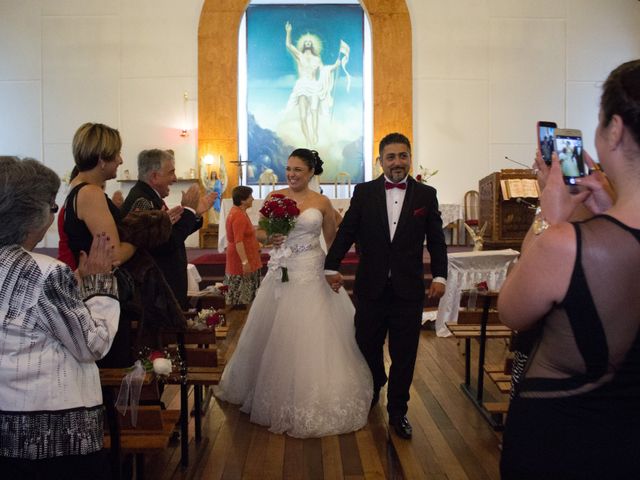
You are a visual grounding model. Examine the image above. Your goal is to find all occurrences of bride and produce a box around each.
[215,148,372,438]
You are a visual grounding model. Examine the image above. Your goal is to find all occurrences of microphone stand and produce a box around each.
[504,156,535,173]
[515,197,538,210]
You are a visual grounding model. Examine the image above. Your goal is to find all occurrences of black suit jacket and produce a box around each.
[325,176,447,301]
[122,181,203,308]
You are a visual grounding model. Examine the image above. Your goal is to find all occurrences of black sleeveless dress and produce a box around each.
[501,215,640,479]
[63,182,131,368]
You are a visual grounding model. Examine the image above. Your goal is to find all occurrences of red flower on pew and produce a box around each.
[205,312,222,327]
[190,308,225,330]
[149,350,165,361]
[476,281,488,292]
[133,347,183,378]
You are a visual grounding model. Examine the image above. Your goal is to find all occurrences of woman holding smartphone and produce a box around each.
[499,59,640,479]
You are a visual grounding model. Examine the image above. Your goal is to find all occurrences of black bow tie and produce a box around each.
[385,181,407,190]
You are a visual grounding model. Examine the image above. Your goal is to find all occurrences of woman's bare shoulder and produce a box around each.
[74,183,106,202]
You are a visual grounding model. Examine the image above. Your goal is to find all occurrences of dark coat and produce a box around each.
[325,175,447,301]
[119,210,187,350]
[122,181,202,309]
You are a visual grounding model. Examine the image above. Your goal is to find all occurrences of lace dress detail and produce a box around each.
[215,208,373,438]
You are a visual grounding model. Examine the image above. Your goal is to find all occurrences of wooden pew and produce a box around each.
[100,369,179,480]
[160,326,223,468]
[446,291,512,430]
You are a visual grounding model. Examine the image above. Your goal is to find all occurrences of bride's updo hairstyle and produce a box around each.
[290,148,324,176]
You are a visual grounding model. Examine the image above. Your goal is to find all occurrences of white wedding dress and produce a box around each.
[215,208,373,438]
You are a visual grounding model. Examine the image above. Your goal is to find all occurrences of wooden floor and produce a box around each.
[143,308,508,480]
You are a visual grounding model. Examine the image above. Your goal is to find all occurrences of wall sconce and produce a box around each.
[180,91,190,137]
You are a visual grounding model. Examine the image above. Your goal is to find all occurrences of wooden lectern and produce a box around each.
[479,169,538,250]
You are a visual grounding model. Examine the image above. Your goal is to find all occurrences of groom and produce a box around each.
[325,132,447,439]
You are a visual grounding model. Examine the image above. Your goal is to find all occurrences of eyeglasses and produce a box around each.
[50,203,59,214]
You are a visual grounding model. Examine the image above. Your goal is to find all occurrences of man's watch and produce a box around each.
[532,206,549,235]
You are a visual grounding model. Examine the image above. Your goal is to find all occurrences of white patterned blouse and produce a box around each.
[0,245,119,459]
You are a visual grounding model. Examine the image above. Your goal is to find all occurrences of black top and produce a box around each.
[501,215,640,479]
[63,182,122,262]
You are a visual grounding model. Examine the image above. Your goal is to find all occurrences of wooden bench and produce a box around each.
[483,400,510,425]
[100,369,178,480]
[456,308,500,324]
[447,291,512,430]
[160,327,223,467]
[103,406,179,452]
[447,324,512,338]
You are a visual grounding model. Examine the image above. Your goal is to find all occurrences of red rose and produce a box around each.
[273,206,286,217]
[149,350,165,361]
[218,285,229,293]
[287,205,299,216]
[416,174,422,182]
[206,313,220,327]
[476,281,488,291]
[271,193,285,199]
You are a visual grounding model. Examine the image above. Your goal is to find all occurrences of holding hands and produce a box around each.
[325,272,344,293]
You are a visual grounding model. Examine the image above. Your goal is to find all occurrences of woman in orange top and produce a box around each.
[224,186,262,307]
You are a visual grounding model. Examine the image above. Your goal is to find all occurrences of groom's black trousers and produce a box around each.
[353,281,423,418]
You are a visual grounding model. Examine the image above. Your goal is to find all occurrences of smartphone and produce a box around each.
[537,121,557,165]
[554,128,586,185]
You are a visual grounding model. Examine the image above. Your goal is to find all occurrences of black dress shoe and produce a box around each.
[389,415,412,439]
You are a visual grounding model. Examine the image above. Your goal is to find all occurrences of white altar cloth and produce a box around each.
[435,249,519,337]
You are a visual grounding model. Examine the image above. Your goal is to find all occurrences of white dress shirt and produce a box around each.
[385,176,445,285]
[384,176,406,241]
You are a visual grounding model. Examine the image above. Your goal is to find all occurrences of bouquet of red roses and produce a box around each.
[258,194,300,282]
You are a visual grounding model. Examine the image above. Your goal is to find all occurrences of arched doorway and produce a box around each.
[198,0,412,192]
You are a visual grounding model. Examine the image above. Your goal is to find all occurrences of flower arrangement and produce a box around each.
[186,308,226,330]
[259,194,300,282]
[258,194,300,236]
[135,347,184,378]
[415,165,439,184]
[213,283,229,295]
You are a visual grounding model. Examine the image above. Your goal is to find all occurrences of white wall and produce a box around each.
[0,0,204,246]
[1,0,639,246]
[407,0,640,203]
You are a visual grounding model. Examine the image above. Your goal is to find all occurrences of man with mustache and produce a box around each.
[325,132,448,439]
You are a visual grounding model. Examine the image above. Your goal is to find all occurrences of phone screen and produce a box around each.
[555,133,585,185]
[538,122,556,165]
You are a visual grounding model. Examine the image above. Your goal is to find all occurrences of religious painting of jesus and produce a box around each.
[245,4,365,185]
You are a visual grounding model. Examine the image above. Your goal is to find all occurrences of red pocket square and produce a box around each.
[413,207,427,217]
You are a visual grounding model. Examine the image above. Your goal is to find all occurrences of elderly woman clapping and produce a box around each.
[0,157,119,479]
